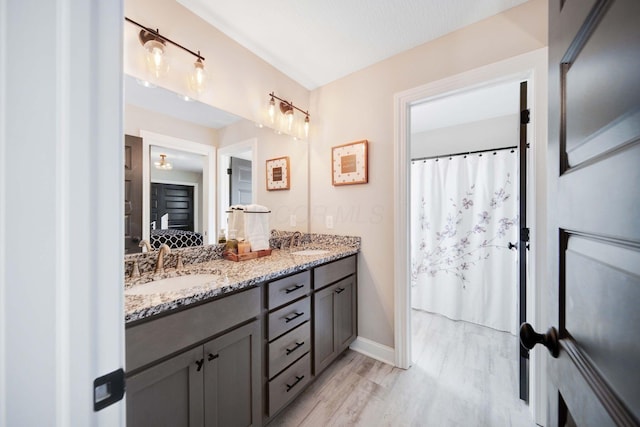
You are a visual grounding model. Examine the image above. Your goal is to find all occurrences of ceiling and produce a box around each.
[124,75,242,129]
[411,80,521,134]
[178,0,529,90]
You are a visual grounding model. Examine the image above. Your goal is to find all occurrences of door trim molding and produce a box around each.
[393,47,548,423]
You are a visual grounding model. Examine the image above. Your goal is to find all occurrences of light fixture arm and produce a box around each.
[268,92,310,119]
[125,17,205,61]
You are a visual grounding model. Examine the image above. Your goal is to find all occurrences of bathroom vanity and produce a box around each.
[124,235,359,426]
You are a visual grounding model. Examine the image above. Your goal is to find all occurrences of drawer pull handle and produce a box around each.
[208,353,219,361]
[195,359,204,372]
[335,287,345,294]
[286,375,305,392]
[285,284,305,294]
[284,312,304,323]
[285,341,305,355]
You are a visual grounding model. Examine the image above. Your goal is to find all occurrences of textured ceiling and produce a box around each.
[178,0,529,89]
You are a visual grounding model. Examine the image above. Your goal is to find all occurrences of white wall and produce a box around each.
[308,0,547,350]
[2,0,125,424]
[411,114,519,159]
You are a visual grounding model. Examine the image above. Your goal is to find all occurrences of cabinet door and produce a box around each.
[203,320,262,427]
[126,346,204,427]
[335,274,357,354]
[313,282,337,375]
[314,275,358,375]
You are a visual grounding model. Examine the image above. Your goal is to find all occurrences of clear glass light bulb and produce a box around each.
[188,58,207,94]
[144,39,168,78]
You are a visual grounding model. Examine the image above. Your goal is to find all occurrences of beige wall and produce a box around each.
[308,0,548,348]
[124,104,218,146]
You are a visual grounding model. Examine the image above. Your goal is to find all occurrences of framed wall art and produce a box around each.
[266,156,290,191]
[332,140,368,186]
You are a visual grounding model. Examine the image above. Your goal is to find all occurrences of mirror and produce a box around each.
[124,74,309,252]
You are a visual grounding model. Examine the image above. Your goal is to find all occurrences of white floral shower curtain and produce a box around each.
[411,149,519,334]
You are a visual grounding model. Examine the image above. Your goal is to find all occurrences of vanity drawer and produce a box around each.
[268,322,311,379]
[268,353,311,416]
[268,296,310,340]
[268,270,311,310]
[126,287,260,373]
[314,255,356,290]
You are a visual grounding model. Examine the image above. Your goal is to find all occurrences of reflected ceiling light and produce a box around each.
[267,92,310,139]
[154,154,173,170]
[188,53,208,94]
[126,17,209,95]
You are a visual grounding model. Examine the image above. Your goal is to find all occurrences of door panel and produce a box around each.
[151,183,195,231]
[230,157,252,206]
[124,135,143,254]
[548,0,640,425]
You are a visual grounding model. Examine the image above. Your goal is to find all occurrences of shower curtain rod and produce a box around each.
[411,145,517,162]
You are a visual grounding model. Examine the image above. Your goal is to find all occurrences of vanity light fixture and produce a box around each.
[154,154,173,170]
[267,92,310,139]
[126,17,209,94]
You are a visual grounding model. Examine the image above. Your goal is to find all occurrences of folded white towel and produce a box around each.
[228,209,245,240]
[245,210,270,251]
[161,213,169,230]
[244,204,270,213]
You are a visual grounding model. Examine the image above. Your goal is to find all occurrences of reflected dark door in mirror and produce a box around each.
[124,135,143,254]
[150,183,194,232]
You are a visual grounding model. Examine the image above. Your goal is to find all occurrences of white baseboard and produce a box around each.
[349,336,396,366]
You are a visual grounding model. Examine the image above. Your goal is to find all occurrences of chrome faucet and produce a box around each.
[289,231,302,248]
[138,239,152,252]
[154,244,171,274]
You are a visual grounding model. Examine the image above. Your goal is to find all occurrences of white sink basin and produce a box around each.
[291,249,330,256]
[125,274,221,295]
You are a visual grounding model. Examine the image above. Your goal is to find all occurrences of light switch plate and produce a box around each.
[290,214,297,227]
[325,215,334,229]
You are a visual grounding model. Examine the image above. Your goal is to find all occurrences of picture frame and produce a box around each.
[266,156,290,191]
[332,140,368,186]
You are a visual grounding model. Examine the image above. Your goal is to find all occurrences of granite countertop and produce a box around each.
[125,243,359,324]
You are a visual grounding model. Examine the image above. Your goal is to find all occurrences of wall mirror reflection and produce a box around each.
[124,75,309,253]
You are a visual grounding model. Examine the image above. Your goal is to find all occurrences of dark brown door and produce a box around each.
[124,135,143,254]
[541,0,640,425]
[150,183,195,231]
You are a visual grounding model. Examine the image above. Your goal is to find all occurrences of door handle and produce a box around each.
[519,323,559,358]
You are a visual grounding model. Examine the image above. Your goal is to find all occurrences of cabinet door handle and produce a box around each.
[286,375,305,392]
[195,359,204,372]
[284,311,304,323]
[335,287,345,294]
[285,284,304,294]
[208,353,219,362]
[285,341,305,355]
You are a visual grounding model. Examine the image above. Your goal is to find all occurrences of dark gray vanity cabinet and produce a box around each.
[313,255,357,375]
[126,287,262,427]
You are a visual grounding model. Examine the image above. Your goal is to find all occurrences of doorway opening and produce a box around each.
[409,78,526,398]
[393,48,547,424]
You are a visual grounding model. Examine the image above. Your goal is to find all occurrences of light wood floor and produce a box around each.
[269,310,537,427]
